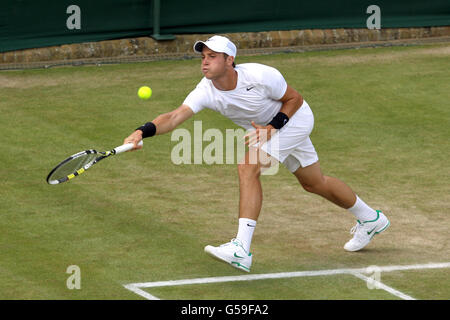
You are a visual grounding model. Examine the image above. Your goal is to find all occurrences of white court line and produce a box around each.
[124,284,160,300]
[352,273,416,300]
[123,262,450,300]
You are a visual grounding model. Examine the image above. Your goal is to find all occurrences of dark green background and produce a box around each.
[1,0,449,52]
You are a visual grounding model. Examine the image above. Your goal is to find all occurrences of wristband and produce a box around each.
[136,122,156,138]
[268,112,289,129]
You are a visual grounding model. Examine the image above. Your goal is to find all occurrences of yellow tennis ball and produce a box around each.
[138,86,152,100]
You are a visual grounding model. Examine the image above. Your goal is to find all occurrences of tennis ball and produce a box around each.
[138,86,152,100]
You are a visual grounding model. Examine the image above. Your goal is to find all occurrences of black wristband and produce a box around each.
[136,122,156,138]
[268,112,289,129]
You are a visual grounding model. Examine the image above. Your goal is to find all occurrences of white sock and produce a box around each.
[348,195,378,222]
[236,218,257,252]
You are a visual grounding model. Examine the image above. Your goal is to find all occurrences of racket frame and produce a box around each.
[46,142,141,185]
[46,149,111,185]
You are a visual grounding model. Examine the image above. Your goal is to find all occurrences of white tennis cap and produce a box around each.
[193,35,237,58]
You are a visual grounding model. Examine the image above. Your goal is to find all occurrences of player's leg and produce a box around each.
[237,146,270,221]
[292,161,356,209]
[236,146,278,245]
[292,161,390,251]
[204,147,275,272]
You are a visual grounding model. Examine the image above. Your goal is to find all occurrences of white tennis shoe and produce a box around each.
[344,210,390,252]
[204,238,252,272]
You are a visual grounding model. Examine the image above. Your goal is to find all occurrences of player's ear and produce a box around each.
[224,53,235,68]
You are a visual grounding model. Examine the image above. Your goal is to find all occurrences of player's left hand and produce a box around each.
[244,121,277,146]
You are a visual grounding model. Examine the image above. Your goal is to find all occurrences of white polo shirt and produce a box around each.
[183,63,288,130]
[183,62,319,172]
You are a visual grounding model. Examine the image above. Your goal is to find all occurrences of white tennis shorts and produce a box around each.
[260,100,319,173]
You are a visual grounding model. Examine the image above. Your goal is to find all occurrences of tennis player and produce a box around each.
[124,35,390,272]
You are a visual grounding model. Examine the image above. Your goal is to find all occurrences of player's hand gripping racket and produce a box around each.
[46,141,143,185]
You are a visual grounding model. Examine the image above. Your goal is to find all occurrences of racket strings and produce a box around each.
[48,153,98,182]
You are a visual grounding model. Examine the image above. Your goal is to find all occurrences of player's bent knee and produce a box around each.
[237,162,261,179]
[300,181,326,195]
[301,182,316,193]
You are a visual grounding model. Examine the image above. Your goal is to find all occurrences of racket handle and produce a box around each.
[114,140,143,154]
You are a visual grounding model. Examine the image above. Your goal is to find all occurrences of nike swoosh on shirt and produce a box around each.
[246,86,254,91]
[247,224,255,227]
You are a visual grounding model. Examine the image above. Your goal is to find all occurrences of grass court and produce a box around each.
[0,43,449,299]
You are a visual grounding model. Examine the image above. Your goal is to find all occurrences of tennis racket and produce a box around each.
[46,141,143,185]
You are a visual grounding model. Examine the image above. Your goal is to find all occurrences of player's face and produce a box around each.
[201,47,227,80]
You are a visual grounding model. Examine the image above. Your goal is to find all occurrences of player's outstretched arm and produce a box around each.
[123,104,194,150]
